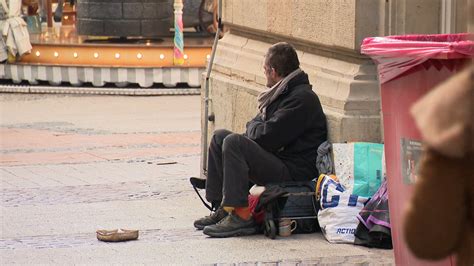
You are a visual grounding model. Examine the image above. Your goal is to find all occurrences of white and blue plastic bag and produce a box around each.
[317,175,369,243]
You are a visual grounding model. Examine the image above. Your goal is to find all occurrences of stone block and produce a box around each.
[202,76,230,144]
[247,0,268,31]
[455,0,469,32]
[292,0,356,49]
[233,86,260,133]
[104,20,140,37]
[325,110,382,143]
[222,0,233,24]
[75,2,89,18]
[76,19,104,36]
[331,0,356,49]
[242,39,271,57]
[143,3,172,19]
[213,64,232,76]
[267,0,292,35]
[182,0,201,23]
[205,73,261,134]
[76,0,176,36]
[292,0,333,46]
[222,34,252,51]
[89,3,122,19]
[391,0,441,34]
[348,80,380,103]
[232,0,267,31]
[355,0,384,49]
[230,0,244,27]
[141,19,171,36]
[210,78,236,131]
[230,68,256,83]
[225,0,359,50]
[123,3,145,19]
[340,115,382,142]
[313,72,346,109]
[213,36,253,79]
[404,0,441,34]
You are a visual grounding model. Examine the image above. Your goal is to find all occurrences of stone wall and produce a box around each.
[205,0,386,143]
[201,0,471,174]
[223,0,376,50]
[205,31,382,141]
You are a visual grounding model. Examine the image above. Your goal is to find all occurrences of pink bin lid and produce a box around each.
[361,33,474,84]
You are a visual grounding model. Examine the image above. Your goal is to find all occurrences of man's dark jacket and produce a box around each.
[245,71,327,181]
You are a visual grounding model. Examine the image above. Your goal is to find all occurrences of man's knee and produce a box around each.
[222,133,245,151]
[211,129,233,146]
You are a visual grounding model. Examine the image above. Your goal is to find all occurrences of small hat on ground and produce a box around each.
[96,229,139,242]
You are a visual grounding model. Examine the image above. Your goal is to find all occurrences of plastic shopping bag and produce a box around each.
[317,175,369,243]
[333,142,384,197]
[354,179,392,249]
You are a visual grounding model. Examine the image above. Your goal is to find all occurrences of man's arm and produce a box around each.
[245,95,312,152]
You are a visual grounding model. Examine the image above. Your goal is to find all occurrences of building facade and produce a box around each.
[201,0,470,173]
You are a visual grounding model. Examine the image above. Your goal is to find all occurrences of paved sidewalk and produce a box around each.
[0,94,394,265]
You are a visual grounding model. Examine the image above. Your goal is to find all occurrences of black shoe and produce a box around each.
[193,207,228,230]
[203,213,257,238]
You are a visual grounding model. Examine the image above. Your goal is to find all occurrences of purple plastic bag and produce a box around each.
[357,179,390,230]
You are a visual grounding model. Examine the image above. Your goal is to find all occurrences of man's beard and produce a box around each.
[266,79,276,88]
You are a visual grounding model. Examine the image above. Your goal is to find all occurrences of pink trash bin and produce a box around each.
[362,33,473,266]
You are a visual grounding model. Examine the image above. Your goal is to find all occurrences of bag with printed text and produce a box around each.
[316,175,369,243]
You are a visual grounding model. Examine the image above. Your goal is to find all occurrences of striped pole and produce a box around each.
[173,0,184,65]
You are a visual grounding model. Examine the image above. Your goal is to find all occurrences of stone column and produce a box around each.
[204,0,385,143]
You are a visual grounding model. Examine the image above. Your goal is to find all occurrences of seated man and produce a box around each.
[194,42,327,238]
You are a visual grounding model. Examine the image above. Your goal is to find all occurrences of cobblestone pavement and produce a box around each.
[0,94,394,265]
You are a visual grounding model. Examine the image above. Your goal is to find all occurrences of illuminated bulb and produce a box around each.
[183,54,188,60]
[146,41,151,46]
[54,52,59,57]
[206,54,210,59]
[73,52,78,58]
[136,53,143,59]
[115,53,120,59]
[35,51,40,57]
[159,54,165,60]
[93,52,99,58]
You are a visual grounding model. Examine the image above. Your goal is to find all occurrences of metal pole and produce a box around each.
[173,0,184,65]
[47,0,52,27]
[202,0,222,177]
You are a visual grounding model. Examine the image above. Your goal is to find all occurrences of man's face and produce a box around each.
[263,58,278,87]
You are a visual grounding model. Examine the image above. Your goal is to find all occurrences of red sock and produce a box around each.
[234,207,251,220]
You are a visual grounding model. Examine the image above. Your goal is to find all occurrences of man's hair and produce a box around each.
[265,42,300,77]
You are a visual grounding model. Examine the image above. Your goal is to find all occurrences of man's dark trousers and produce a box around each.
[206,129,293,207]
